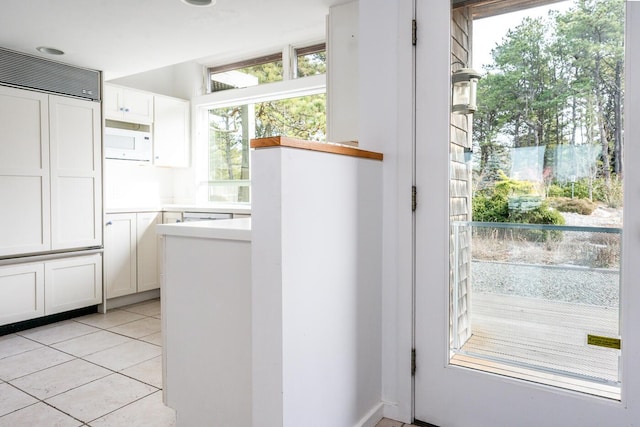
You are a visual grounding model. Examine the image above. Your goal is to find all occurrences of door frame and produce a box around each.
[413,1,640,425]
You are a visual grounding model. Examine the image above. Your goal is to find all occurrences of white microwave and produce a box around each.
[104,126,152,162]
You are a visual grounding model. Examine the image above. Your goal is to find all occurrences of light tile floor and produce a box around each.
[0,299,418,427]
[0,299,175,426]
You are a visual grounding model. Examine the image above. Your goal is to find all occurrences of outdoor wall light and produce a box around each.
[452,68,482,114]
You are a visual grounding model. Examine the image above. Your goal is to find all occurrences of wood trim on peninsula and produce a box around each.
[250,136,383,161]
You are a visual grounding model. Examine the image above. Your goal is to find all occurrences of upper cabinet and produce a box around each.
[104,84,154,124]
[104,84,190,168]
[154,95,190,168]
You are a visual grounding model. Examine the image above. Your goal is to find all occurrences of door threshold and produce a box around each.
[450,352,621,400]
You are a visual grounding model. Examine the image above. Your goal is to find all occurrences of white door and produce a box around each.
[153,95,189,167]
[414,1,640,425]
[0,86,50,257]
[0,262,45,325]
[44,254,102,315]
[104,213,137,298]
[49,95,102,250]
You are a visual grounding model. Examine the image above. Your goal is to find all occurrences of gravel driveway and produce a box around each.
[472,261,620,307]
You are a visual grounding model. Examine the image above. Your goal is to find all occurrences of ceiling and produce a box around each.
[0,0,336,80]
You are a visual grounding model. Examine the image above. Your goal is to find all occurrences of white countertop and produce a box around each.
[106,203,251,215]
[156,218,251,241]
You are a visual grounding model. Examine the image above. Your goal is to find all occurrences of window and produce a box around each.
[207,44,326,92]
[205,94,326,203]
[198,45,327,204]
[295,43,326,78]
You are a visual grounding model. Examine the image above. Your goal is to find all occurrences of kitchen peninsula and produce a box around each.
[159,137,383,427]
[157,218,251,427]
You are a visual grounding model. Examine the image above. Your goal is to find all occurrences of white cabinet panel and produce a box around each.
[137,212,161,292]
[0,263,45,325]
[104,84,154,124]
[105,212,162,298]
[0,86,50,256]
[0,86,48,170]
[105,213,137,298]
[153,95,189,167]
[44,254,102,315]
[125,90,154,124]
[0,176,49,256]
[53,177,98,246]
[103,86,121,120]
[49,95,102,250]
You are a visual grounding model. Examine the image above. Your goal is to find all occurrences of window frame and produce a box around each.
[206,43,326,93]
[194,67,326,205]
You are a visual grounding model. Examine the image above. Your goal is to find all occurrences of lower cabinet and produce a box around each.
[105,212,160,299]
[45,254,103,315]
[137,212,161,292]
[0,263,45,325]
[0,253,102,326]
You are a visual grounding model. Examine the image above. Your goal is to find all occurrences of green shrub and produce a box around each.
[547,184,565,197]
[472,172,565,241]
[593,175,623,208]
[548,197,597,215]
[548,178,593,199]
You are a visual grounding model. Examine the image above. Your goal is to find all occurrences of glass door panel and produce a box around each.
[414,0,640,425]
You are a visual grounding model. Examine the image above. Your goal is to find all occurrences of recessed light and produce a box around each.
[181,0,216,6]
[36,46,64,55]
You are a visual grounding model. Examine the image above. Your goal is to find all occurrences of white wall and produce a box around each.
[104,2,418,421]
[104,61,202,207]
[104,160,176,207]
[108,60,204,99]
[327,1,359,143]
[359,0,414,423]
[251,145,383,427]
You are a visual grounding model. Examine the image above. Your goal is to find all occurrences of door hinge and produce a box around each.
[412,186,417,212]
[411,348,416,376]
[412,19,417,46]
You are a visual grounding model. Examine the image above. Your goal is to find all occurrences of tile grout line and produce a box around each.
[0,300,165,425]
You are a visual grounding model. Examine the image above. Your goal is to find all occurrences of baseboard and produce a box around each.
[382,400,412,425]
[355,402,384,427]
[0,305,97,336]
[99,289,160,311]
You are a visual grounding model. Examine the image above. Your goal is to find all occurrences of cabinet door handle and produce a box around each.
[105,221,112,226]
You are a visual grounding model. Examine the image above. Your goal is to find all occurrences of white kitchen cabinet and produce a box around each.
[136,212,161,292]
[0,86,102,258]
[162,212,183,224]
[44,253,102,315]
[0,86,51,257]
[105,212,161,299]
[49,95,102,251]
[153,95,190,167]
[104,84,154,124]
[0,253,101,326]
[105,213,137,298]
[0,263,45,325]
